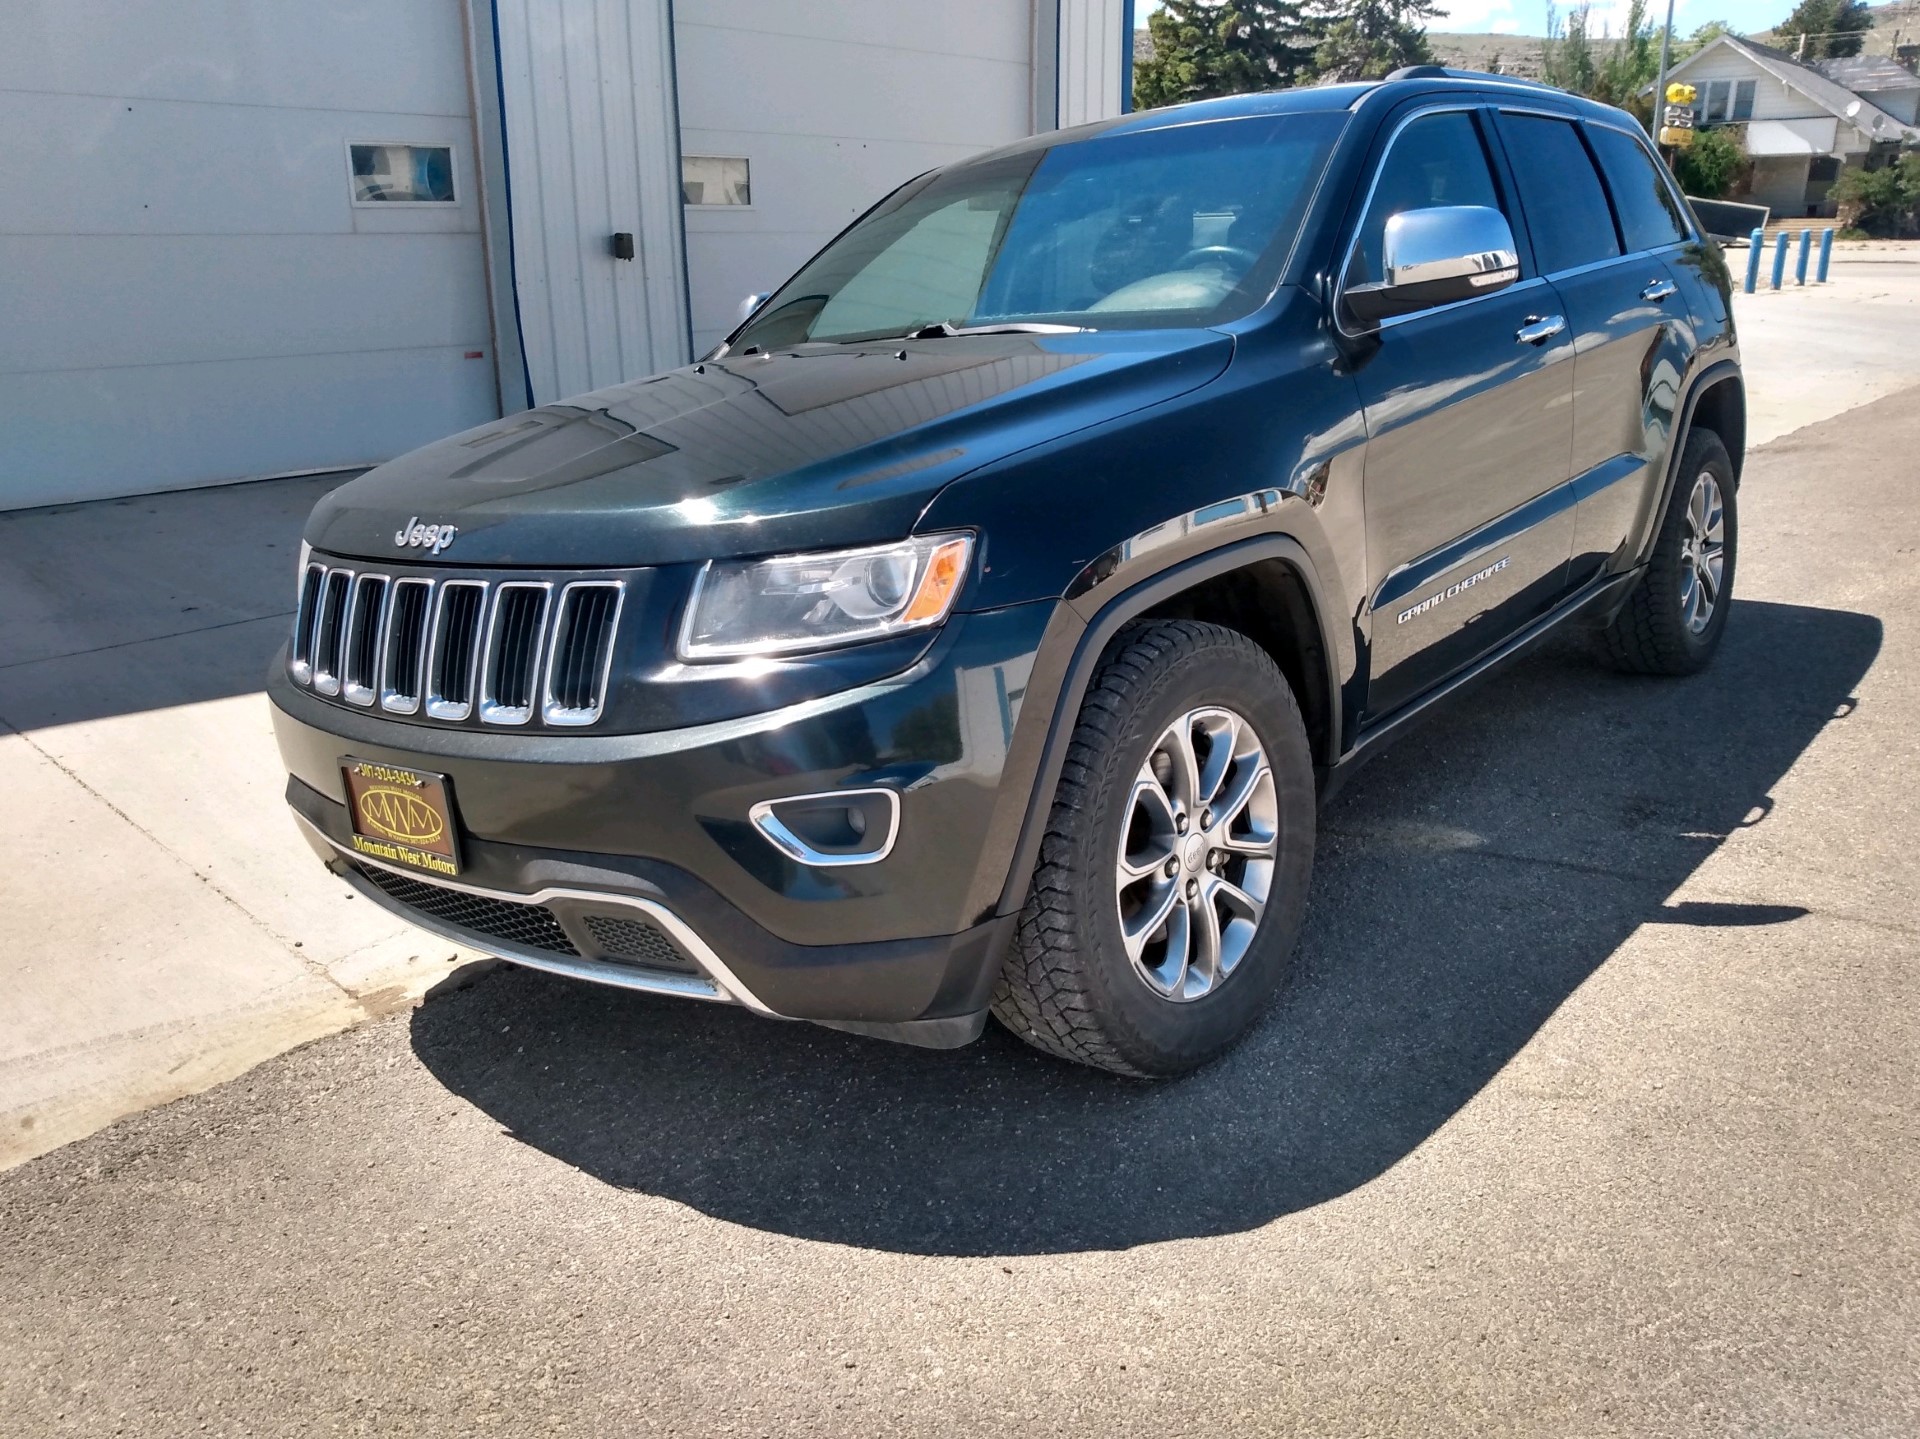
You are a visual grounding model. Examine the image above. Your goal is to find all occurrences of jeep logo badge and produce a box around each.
[395,516,458,555]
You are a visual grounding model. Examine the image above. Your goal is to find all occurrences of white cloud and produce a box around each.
[1491,18,1523,32]
[1436,0,1518,27]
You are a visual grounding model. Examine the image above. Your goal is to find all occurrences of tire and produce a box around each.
[1597,428,1738,676]
[992,619,1316,1077]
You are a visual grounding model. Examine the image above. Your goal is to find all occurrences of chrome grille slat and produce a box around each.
[480,582,551,726]
[289,563,325,684]
[379,578,433,714]
[426,580,488,721]
[341,574,389,706]
[288,556,625,730]
[542,581,623,726]
[309,569,354,697]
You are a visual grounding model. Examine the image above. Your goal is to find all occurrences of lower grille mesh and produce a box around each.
[582,914,696,973]
[352,863,578,956]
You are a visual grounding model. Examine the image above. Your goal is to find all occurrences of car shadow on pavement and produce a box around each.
[410,599,1879,1256]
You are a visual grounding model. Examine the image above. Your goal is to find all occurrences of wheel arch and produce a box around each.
[1688,371,1747,483]
[995,536,1342,920]
[1634,359,1745,570]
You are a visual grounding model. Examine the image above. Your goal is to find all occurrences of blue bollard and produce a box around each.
[1795,228,1812,284]
[1744,228,1764,293]
[1771,233,1790,290]
[1817,227,1834,282]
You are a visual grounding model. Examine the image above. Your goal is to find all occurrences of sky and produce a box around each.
[1135,0,1807,41]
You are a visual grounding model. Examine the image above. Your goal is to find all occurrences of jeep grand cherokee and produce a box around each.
[272,69,1742,1076]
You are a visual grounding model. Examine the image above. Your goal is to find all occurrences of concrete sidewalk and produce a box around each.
[1733,244,1920,446]
[3,250,1918,1171]
[0,480,479,1168]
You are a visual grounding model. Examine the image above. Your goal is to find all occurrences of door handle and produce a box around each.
[1515,314,1566,346]
[1641,279,1677,301]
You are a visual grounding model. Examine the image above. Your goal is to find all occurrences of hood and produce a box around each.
[306,330,1234,568]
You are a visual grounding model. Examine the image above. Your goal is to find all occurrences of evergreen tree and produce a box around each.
[1305,0,1439,82]
[1773,0,1872,61]
[1134,1,1314,108]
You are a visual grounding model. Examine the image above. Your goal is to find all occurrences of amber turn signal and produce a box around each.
[902,536,972,623]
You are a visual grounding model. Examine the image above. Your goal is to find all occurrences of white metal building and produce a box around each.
[0,0,1132,511]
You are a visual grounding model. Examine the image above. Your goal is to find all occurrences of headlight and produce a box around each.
[678,534,974,660]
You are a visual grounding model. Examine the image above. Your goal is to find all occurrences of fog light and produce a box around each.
[748,788,899,867]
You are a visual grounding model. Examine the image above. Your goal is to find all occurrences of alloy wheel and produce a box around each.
[1678,470,1727,635]
[1114,706,1279,1001]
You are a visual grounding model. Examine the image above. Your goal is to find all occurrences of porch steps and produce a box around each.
[1762,216,1839,237]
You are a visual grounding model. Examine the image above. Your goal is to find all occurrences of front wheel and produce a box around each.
[1597,428,1738,675]
[992,620,1316,1077]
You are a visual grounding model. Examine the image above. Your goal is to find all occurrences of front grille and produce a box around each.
[582,913,697,973]
[290,559,623,729]
[352,863,578,956]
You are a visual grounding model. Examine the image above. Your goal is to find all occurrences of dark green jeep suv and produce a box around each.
[272,69,1743,1075]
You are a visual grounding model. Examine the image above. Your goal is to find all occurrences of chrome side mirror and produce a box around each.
[1345,206,1520,325]
[737,291,772,324]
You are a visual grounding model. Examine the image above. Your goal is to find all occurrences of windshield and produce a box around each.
[731,112,1346,350]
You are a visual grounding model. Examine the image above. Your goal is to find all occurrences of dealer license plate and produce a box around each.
[341,758,462,877]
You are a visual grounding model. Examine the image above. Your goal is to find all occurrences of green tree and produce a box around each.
[1134,0,1314,107]
[1540,3,1600,98]
[1595,0,1658,107]
[1671,125,1746,198]
[1679,19,1739,58]
[1831,154,1920,236]
[1773,0,1872,61]
[1304,0,1439,82]
[1540,1,1660,107]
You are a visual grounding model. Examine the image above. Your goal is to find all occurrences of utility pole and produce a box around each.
[1653,0,1676,139]
[1652,0,1676,163]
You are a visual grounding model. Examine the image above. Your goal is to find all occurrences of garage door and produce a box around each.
[0,0,500,510]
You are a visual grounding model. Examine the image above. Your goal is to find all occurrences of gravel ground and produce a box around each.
[2,392,1916,1436]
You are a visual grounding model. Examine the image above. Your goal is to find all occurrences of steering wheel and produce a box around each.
[1176,245,1262,272]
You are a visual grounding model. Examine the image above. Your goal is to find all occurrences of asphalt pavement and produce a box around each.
[2,391,1916,1436]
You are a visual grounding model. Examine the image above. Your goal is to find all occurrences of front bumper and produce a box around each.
[271,602,1055,1041]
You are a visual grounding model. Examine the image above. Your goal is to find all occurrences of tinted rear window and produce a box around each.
[1588,124,1690,252]
[1498,113,1622,274]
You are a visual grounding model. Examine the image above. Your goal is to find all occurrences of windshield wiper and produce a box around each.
[899,321,1090,339]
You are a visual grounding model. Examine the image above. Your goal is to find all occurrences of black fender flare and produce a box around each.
[992,534,1341,920]
[1635,357,1745,568]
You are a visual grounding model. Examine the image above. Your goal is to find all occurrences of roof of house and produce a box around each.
[1664,35,1920,143]
[1812,55,1920,94]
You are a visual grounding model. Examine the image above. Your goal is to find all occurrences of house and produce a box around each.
[1659,35,1920,219]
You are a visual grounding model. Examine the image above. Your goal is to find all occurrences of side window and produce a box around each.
[1588,125,1688,253]
[1497,114,1622,273]
[1348,111,1502,286]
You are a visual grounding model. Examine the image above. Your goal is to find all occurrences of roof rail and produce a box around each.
[1381,65,1560,92]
